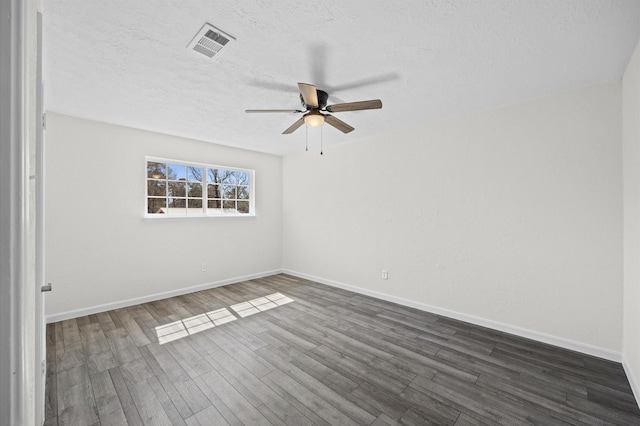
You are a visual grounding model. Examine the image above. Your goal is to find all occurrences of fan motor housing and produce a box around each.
[300,89,328,109]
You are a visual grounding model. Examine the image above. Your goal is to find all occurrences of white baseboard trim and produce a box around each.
[45,269,283,323]
[623,355,640,408]
[282,269,622,363]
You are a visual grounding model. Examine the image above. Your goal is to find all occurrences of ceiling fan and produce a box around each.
[246,83,382,134]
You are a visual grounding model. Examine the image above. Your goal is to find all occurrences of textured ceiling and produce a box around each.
[44,1,640,156]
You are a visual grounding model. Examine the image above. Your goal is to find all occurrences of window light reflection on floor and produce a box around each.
[155,292,293,345]
[230,292,294,318]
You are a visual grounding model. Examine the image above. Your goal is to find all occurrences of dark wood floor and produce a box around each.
[45,274,640,425]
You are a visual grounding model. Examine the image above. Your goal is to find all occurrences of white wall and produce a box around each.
[623,37,640,403]
[283,82,623,357]
[45,113,282,318]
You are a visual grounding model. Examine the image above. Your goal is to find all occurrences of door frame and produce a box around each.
[0,0,30,424]
[35,10,46,425]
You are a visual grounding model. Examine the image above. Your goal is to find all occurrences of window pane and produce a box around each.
[147,162,166,179]
[147,180,166,196]
[168,198,186,208]
[187,183,202,197]
[207,168,222,184]
[188,199,202,208]
[222,185,236,199]
[168,181,186,197]
[236,172,249,185]
[237,201,250,214]
[147,197,166,214]
[237,186,249,200]
[207,184,221,199]
[168,164,187,181]
[147,160,251,216]
[187,167,203,182]
[223,171,237,184]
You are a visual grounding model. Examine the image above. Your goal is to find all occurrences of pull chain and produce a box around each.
[305,125,308,151]
[320,125,323,155]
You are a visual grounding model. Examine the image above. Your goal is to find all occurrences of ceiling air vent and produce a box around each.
[188,23,234,59]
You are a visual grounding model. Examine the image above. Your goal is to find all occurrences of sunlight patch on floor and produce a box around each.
[230,292,294,318]
[155,292,293,344]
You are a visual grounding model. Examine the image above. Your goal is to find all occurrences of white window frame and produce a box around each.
[145,156,255,218]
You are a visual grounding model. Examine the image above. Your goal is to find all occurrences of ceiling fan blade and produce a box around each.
[325,115,354,134]
[282,118,305,134]
[245,109,301,113]
[326,99,382,113]
[298,82,319,108]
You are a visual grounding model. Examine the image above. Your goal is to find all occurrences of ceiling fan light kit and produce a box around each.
[303,112,325,128]
[246,82,382,137]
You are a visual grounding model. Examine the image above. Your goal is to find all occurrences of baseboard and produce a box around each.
[45,269,283,323]
[282,269,622,363]
[623,355,640,409]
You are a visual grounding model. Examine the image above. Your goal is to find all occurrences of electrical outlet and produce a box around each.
[201,263,207,272]
[381,270,388,280]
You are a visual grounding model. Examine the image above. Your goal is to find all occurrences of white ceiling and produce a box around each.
[44,1,640,156]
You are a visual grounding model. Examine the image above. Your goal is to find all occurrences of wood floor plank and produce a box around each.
[119,357,155,386]
[185,405,230,426]
[257,345,377,424]
[453,412,492,425]
[96,311,117,333]
[207,328,275,378]
[397,386,463,425]
[44,353,58,421]
[586,381,640,414]
[105,328,143,365]
[86,348,118,376]
[566,392,640,425]
[61,319,83,353]
[443,349,568,404]
[430,372,571,425]
[372,412,402,426]
[165,338,214,379]
[79,323,110,355]
[205,350,314,426]
[260,373,332,426]
[56,364,99,426]
[144,342,190,383]
[408,374,527,425]
[46,323,56,348]
[350,380,410,420]
[157,374,195,419]
[128,379,174,426]
[263,369,362,426]
[311,344,411,394]
[173,378,213,415]
[147,375,188,426]
[193,368,274,426]
[46,274,640,426]
[90,369,129,426]
[56,349,85,373]
[289,346,361,395]
[54,322,64,354]
[190,373,247,425]
[109,367,144,426]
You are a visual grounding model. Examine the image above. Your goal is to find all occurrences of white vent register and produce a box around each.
[188,23,234,59]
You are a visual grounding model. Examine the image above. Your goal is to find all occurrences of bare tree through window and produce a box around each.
[146,159,253,216]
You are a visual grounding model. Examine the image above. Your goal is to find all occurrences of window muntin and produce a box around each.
[146,158,253,216]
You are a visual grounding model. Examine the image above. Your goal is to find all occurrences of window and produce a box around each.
[146,158,253,217]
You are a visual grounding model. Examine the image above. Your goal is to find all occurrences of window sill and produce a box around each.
[143,213,256,219]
